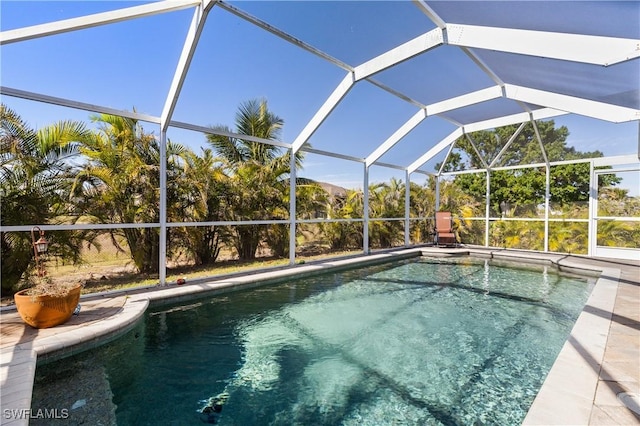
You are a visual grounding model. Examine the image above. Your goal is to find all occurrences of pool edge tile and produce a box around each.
[523,264,619,425]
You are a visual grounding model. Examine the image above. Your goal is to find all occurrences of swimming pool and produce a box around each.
[32,256,593,425]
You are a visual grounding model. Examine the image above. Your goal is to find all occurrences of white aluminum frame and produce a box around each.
[591,165,640,261]
[1,0,638,286]
[446,24,640,67]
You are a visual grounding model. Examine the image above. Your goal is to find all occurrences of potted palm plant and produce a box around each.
[2,104,90,326]
[13,227,82,329]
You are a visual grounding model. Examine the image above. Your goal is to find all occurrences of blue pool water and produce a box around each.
[32,257,593,425]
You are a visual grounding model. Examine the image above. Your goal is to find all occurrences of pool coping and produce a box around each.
[0,247,636,425]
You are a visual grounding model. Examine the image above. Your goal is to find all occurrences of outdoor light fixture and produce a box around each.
[31,226,49,277]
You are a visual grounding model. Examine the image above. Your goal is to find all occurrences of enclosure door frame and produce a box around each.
[589,156,640,261]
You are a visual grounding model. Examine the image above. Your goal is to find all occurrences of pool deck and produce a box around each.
[1,247,638,425]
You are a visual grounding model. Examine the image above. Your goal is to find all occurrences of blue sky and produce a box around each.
[1,1,638,193]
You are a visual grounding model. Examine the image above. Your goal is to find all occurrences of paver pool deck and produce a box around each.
[1,247,639,425]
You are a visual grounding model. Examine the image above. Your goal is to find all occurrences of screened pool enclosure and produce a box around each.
[1,1,639,288]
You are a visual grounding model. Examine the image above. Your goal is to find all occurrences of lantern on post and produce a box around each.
[31,226,49,277]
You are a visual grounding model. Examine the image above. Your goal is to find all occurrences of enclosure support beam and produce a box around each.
[159,130,168,286]
[427,86,503,116]
[438,140,458,175]
[485,170,491,248]
[505,84,640,123]
[365,87,503,168]
[409,128,464,174]
[460,47,505,87]
[363,165,370,255]
[354,28,443,80]
[412,0,446,29]
[170,120,291,148]
[532,117,550,253]
[0,0,200,45]
[532,119,550,165]
[464,133,489,169]
[218,1,353,72]
[1,86,161,124]
[435,177,440,211]
[446,24,640,66]
[292,72,355,154]
[544,165,550,252]
[289,150,297,265]
[464,108,567,133]
[157,1,213,286]
[405,170,411,247]
[161,0,214,131]
[488,122,527,168]
[588,161,596,257]
[366,109,427,167]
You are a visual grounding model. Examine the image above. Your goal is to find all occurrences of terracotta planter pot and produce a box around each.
[14,285,82,329]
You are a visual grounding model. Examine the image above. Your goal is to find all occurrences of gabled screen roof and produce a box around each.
[1,0,638,173]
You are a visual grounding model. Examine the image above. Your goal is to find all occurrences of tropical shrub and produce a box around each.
[0,105,92,294]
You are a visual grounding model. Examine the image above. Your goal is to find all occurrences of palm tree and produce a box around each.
[549,222,588,254]
[369,178,405,248]
[207,99,302,260]
[292,180,330,255]
[322,189,364,250]
[408,181,436,244]
[71,113,189,273]
[1,104,91,294]
[172,148,228,265]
